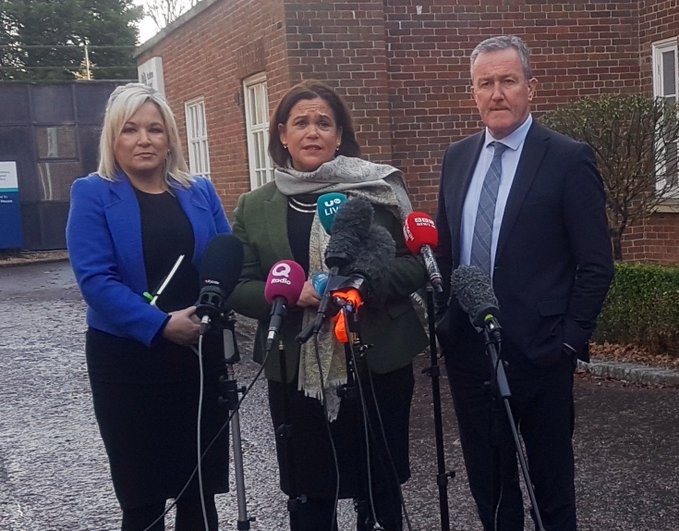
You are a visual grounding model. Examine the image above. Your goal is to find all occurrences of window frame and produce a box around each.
[243,73,274,190]
[652,38,679,197]
[184,97,211,179]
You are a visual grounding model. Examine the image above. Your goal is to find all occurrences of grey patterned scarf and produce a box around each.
[275,155,413,420]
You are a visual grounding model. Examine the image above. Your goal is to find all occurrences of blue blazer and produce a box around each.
[66,171,231,347]
[436,121,614,366]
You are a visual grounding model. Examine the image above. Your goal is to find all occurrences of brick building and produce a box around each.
[135,0,679,263]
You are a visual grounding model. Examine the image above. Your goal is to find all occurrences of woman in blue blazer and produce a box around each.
[66,83,231,531]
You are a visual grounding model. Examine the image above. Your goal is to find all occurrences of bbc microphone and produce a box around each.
[264,260,306,352]
[403,212,443,293]
[196,233,244,332]
[317,192,348,234]
[450,265,500,332]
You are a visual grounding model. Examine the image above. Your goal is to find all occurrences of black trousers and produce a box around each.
[289,490,403,531]
[446,352,577,531]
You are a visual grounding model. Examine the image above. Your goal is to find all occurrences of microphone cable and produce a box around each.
[364,368,413,531]
[196,334,209,531]
[345,336,383,530]
[309,332,342,531]
[141,329,272,531]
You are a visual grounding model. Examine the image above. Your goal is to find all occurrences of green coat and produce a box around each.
[227,181,429,383]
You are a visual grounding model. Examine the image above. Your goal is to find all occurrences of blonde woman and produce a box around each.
[67,83,231,530]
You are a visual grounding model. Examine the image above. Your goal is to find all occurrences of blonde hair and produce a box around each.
[97,82,193,187]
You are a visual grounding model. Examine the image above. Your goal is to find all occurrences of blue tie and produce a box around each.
[470,141,508,276]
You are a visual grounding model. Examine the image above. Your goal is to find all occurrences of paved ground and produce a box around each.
[0,261,677,530]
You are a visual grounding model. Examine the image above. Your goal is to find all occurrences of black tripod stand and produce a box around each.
[213,312,256,531]
[422,286,455,530]
[481,319,545,531]
[335,293,386,531]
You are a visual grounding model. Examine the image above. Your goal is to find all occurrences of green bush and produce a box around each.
[594,262,679,356]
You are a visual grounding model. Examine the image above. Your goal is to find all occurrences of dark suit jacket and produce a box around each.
[436,121,614,368]
[227,181,429,382]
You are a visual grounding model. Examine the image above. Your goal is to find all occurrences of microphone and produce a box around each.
[317,192,348,234]
[403,212,443,293]
[311,271,329,296]
[264,260,306,352]
[324,196,373,270]
[342,222,395,285]
[196,234,244,331]
[331,223,395,343]
[296,197,373,343]
[450,265,500,330]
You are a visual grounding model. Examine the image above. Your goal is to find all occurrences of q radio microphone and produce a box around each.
[196,233,244,332]
[403,212,443,293]
[317,192,348,234]
[264,260,306,352]
[451,265,501,334]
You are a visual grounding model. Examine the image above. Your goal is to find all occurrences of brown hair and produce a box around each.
[268,79,361,167]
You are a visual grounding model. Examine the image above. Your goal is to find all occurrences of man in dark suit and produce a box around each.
[435,35,614,530]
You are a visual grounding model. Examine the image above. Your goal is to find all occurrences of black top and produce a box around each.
[286,193,318,274]
[134,188,198,311]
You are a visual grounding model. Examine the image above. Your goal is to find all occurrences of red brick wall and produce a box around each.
[137,0,679,263]
[622,0,679,263]
[281,0,394,161]
[383,0,642,212]
[136,0,291,213]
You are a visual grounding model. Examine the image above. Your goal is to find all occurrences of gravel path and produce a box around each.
[1,261,677,530]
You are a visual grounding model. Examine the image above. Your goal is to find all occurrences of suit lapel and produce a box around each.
[105,175,147,291]
[265,186,295,261]
[496,123,550,260]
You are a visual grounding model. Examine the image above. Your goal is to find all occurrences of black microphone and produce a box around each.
[196,233,244,332]
[450,265,500,330]
[295,197,373,343]
[342,222,395,287]
[324,196,374,270]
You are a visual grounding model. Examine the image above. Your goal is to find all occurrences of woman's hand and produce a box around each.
[295,279,321,308]
[162,306,201,346]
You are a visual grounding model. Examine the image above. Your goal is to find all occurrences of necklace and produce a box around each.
[288,196,316,214]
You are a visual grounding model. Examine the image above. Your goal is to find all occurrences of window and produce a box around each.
[243,73,273,189]
[185,98,210,178]
[652,39,679,194]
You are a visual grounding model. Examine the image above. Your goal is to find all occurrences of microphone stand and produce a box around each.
[215,311,255,531]
[272,338,306,527]
[422,286,454,531]
[336,299,385,531]
[481,320,545,531]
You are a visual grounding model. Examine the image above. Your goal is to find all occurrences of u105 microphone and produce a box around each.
[317,192,348,234]
[196,234,244,330]
[264,260,306,352]
[403,212,443,292]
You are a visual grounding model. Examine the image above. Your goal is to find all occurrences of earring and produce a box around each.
[336,145,340,152]
[283,144,288,150]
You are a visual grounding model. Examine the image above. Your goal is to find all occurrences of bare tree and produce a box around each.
[542,95,679,260]
[144,0,199,30]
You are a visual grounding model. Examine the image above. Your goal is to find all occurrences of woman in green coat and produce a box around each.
[228,80,428,531]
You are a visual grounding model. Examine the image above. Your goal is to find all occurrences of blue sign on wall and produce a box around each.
[0,161,24,249]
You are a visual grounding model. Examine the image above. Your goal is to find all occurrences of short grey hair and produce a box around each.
[470,35,533,81]
[97,82,192,187]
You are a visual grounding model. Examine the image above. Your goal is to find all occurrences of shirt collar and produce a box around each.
[484,114,533,152]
